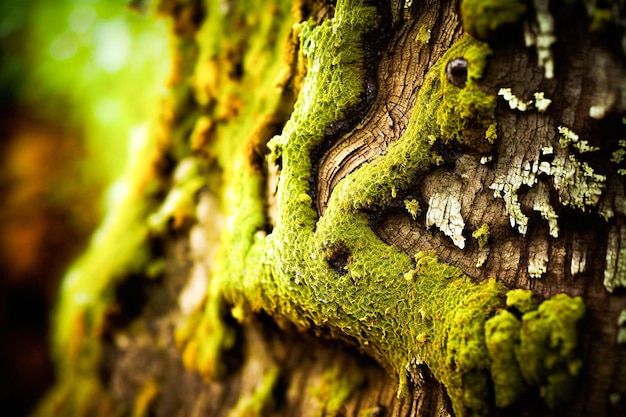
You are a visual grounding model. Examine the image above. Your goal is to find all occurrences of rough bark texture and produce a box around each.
[34,1,626,417]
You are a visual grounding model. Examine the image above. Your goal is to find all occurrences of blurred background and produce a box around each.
[0,1,170,415]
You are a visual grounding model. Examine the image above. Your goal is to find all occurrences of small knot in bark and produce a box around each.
[446,58,468,88]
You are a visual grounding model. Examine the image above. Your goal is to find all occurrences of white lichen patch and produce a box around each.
[550,154,606,210]
[497,88,552,113]
[529,182,559,237]
[604,223,626,292]
[493,123,607,237]
[611,139,626,176]
[533,92,552,112]
[570,237,587,277]
[491,157,539,235]
[426,182,466,249]
[524,0,556,79]
[498,88,533,111]
[617,309,626,344]
[557,126,600,153]
[611,140,626,164]
[475,247,490,268]
[528,237,549,278]
[179,193,223,314]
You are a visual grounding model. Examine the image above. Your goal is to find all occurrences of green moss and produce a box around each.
[415,23,432,44]
[226,366,280,417]
[147,156,207,232]
[485,310,527,407]
[311,359,365,417]
[31,375,119,417]
[404,198,422,219]
[506,288,539,313]
[485,293,585,410]
[516,294,585,408]
[53,134,162,376]
[436,38,497,151]
[472,224,490,249]
[461,0,528,40]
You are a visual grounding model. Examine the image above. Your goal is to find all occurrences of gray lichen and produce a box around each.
[425,177,466,249]
[604,223,626,292]
[497,88,552,112]
[524,0,556,79]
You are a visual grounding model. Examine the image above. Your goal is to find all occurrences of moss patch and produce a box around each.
[516,294,585,408]
[461,0,528,40]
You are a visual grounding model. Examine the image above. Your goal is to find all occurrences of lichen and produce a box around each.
[604,223,626,292]
[611,139,626,176]
[524,0,556,79]
[492,120,608,238]
[498,87,533,112]
[617,309,626,344]
[527,238,549,278]
[497,88,552,113]
[426,182,466,248]
[415,23,432,44]
[557,126,600,153]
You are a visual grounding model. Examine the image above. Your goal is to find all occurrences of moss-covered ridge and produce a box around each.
[211,2,585,417]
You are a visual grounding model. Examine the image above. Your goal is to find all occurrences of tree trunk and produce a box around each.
[35,1,626,417]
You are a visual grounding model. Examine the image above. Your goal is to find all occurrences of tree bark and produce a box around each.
[35,1,626,417]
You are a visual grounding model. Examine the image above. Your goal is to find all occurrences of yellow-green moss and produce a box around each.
[311,359,365,417]
[53,129,163,378]
[132,378,159,417]
[226,366,280,417]
[404,198,422,219]
[505,288,539,313]
[516,294,585,408]
[485,293,585,410]
[485,310,527,408]
[461,0,528,40]
[173,0,297,380]
[472,223,490,249]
